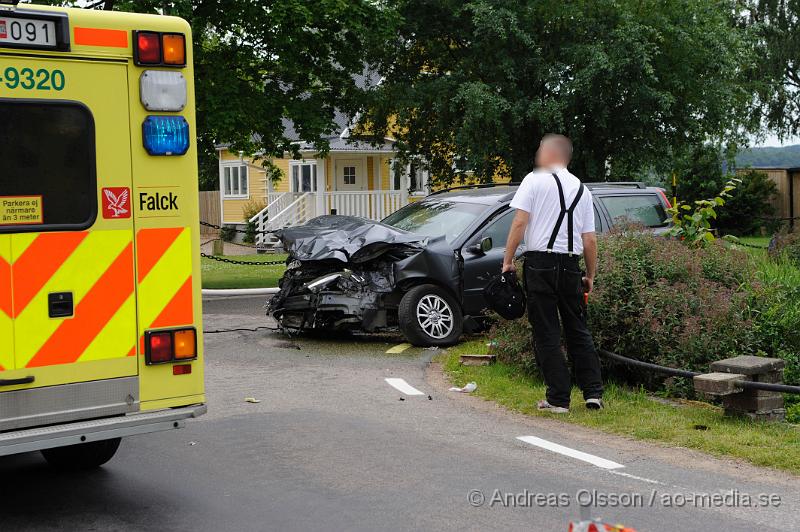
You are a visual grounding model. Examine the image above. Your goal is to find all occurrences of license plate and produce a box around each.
[0,16,57,49]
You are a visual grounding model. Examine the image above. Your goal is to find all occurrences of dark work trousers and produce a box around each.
[523,251,603,408]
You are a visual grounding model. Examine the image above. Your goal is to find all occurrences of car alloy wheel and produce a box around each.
[416,294,454,340]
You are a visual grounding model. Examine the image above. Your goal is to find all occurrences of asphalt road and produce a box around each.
[2,295,798,531]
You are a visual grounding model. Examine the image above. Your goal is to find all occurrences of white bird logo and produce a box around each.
[104,188,129,217]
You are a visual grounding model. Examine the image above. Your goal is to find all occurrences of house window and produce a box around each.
[222,164,249,198]
[343,166,356,185]
[291,162,317,192]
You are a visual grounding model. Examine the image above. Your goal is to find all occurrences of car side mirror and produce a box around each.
[468,236,493,255]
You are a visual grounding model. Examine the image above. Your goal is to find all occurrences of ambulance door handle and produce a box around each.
[48,292,74,318]
[0,376,35,387]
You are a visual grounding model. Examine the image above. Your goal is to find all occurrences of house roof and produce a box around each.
[218,69,391,154]
[746,166,800,172]
[295,135,395,154]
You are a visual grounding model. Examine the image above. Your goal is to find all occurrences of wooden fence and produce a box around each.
[199,190,220,235]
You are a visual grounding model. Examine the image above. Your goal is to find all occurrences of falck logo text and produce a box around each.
[102,187,131,219]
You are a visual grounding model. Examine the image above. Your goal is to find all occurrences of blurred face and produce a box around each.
[535,141,561,169]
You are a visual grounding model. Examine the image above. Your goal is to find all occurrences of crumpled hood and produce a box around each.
[277,215,429,263]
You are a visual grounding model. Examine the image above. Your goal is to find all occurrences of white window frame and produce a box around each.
[221,162,250,199]
[408,161,429,196]
[343,165,357,186]
[290,160,318,192]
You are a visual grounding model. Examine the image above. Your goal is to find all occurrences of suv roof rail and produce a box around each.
[585,181,646,189]
[429,182,519,196]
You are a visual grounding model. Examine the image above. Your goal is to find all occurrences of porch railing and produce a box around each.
[324,191,405,221]
[250,192,312,245]
[249,190,407,246]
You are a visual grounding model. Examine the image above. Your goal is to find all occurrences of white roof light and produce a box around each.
[140,70,187,112]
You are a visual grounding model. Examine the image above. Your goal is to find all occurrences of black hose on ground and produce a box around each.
[598,349,800,395]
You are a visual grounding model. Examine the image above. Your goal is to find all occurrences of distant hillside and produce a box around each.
[735,144,800,168]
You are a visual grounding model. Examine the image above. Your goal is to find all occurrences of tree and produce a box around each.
[42,0,398,190]
[365,0,758,185]
[672,143,776,235]
[744,1,800,140]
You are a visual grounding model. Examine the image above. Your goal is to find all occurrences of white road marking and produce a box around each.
[386,343,412,354]
[517,436,625,470]
[609,470,664,485]
[385,378,425,396]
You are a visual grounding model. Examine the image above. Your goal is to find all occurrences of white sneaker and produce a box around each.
[537,400,569,414]
[585,398,604,410]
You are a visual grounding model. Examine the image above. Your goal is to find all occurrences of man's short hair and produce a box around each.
[541,134,573,164]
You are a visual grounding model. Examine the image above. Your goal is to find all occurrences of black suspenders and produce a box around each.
[547,172,585,255]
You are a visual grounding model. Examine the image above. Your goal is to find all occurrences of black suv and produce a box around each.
[268,182,671,347]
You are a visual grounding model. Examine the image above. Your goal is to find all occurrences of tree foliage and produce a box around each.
[41,0,397,189]
[744,0,800,140]
[365,0,758,185]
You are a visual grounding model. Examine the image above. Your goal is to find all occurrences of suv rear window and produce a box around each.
[0,100,96,232]
[599,194,667,228]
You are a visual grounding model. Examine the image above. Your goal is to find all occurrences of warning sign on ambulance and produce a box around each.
[0,196,44,226]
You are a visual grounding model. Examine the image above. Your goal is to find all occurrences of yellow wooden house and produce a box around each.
[217,112,433,243]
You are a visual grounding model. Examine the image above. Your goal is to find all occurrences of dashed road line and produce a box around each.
[517,436,625,470]
[386,343,412,354]
[385,378,425,396]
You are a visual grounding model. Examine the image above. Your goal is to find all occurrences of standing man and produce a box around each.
[502,134,603,413]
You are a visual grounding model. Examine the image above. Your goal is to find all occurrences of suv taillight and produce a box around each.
[657,188,672,209]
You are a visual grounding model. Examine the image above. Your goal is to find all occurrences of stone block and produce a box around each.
[693,373,744,396]
[710,356,785,376]
[722,393,784,413]
[459,354,496,366]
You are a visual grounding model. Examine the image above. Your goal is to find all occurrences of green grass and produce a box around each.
[201,254,287,289]
[440,340,800,475]
[738,235,771,248]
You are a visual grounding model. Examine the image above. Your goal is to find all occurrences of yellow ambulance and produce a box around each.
[0,2,205,468]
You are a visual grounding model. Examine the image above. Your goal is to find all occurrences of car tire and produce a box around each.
[398,284,463,347]
[41,437,122,470]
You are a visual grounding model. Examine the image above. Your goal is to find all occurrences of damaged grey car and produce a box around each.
[267,186,521,346]
[267,182,671,346]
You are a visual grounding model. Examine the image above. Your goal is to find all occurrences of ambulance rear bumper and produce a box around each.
[0,404,206,457]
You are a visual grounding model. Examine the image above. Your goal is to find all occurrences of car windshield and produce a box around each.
[382,200,486,243]
[599,194,668,228]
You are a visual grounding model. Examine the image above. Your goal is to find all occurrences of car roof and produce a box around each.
[425,182,662,206]
[425,185,519,205]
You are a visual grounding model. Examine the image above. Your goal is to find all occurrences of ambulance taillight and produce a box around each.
[145,328,197,365]
[133,31,186,67]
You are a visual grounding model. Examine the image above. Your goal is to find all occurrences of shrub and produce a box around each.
[242,200,267,245]
[220,225,237,242]
[715,170,777,236]
[489,229,760,395]
[769,230,800,266]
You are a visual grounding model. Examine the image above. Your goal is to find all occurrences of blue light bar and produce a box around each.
[142,115,190,156]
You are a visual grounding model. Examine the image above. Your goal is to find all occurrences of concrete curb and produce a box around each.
[201,288,279,297]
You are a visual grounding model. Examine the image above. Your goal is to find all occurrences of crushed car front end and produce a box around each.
[267,216,433,333]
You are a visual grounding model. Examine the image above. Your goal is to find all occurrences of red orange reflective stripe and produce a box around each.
[26,244,134,368]
[0,256,10,317]
[136,227,184,283]
[150,276,193,329]
[73,27,129,48]
[12,232,88,318]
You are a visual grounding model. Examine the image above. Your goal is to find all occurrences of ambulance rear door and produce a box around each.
[0,53,138,401]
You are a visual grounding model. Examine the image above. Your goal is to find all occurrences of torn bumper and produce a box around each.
[269,265,397,331]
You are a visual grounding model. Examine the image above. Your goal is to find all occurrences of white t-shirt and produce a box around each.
[509,167,595,255]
